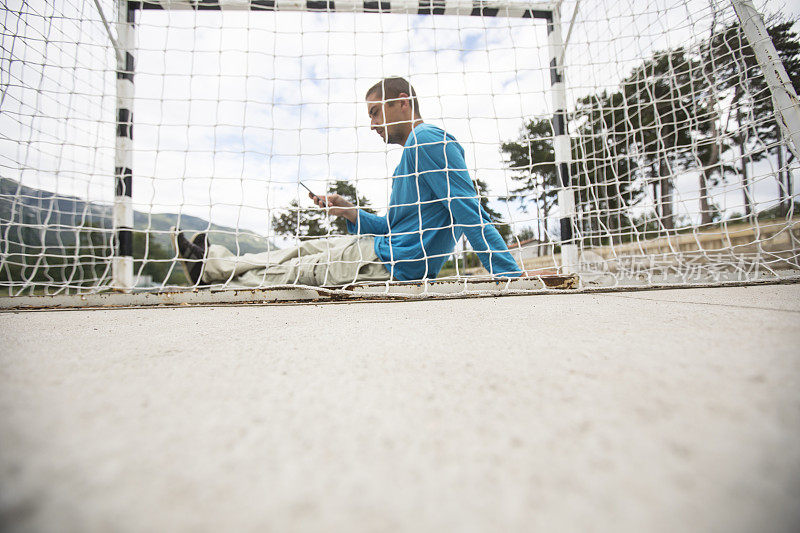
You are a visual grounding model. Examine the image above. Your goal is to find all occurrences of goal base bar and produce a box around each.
[5,275,800,310]
[0,275,577,310]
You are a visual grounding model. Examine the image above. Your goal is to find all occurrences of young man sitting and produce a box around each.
[174,76,522,287]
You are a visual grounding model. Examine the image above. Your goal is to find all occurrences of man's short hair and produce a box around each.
[366,77,421,117]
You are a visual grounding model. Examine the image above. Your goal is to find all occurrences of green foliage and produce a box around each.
[514,226,538,243]
[473,177,512,243]
[438,250,482,277]
[500,118,559,213]
[1,176,275,289]
[0,222,111,291]
[137,212,271,256]
[133,231,187,285]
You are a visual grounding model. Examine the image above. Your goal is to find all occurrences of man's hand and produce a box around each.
[309,193,358,223]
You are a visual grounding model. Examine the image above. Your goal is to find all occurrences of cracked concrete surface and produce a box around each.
[1,285,799,533]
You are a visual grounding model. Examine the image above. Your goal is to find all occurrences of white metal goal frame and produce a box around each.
[108,0,578,291]
[111,0,800,289]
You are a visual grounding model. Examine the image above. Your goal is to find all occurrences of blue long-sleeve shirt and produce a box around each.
[346,123,522,281]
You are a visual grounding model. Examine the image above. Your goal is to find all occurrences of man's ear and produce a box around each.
[397,92,410,110]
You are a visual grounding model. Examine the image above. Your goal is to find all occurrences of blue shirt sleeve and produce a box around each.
[346,209,390,235]
[415,135,522,277]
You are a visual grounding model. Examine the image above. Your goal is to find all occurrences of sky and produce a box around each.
[2,0,799,248]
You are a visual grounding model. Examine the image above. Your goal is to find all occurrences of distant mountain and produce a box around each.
[0,177,278,254]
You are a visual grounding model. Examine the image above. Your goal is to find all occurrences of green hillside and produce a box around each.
[1,178,278,288]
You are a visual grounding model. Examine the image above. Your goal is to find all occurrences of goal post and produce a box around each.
[2,0,800,305]
[114,0,136,289]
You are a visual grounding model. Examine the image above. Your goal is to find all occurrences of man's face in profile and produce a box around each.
[367,93,410,146]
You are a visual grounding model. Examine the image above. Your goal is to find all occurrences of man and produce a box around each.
[174,76,521,287]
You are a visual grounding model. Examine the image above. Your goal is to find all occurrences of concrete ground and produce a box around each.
[1,284,799,533]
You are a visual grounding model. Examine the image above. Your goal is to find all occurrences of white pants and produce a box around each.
[201,235,390,288]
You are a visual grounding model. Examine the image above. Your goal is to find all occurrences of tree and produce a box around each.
[708,22,763,218]
[693,23,732,225]
[272,180,375,240]
[500,118,560,245]
[515,226,537,242]
[473,176,511,243]
[501,102,644,247]
[703,17,800,218]
[573,90,644,244]
[502,52,696,240]
[500,16,800,240]
[616,48,703,232]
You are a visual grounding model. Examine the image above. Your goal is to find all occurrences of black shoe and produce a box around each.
[191,232,208,253]
[172,227,207,285]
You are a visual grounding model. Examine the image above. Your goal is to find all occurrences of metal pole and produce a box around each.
[114,0,135,290]
[546,6,578,272]
[92,0,124,65]
[731,0,800,161]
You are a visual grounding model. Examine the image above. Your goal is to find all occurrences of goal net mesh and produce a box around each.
[2,0,798,299]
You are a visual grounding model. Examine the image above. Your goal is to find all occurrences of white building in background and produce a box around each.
[507,237,554,262]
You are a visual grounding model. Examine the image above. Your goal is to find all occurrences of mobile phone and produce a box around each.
[299,181,328,207]
[298,181,317,197]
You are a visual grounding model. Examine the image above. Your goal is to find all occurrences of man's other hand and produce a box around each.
[309,193,358,223]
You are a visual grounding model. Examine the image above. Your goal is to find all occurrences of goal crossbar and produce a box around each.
[127,0,557,18]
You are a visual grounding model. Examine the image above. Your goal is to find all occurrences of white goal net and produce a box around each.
[2,0,799,303]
